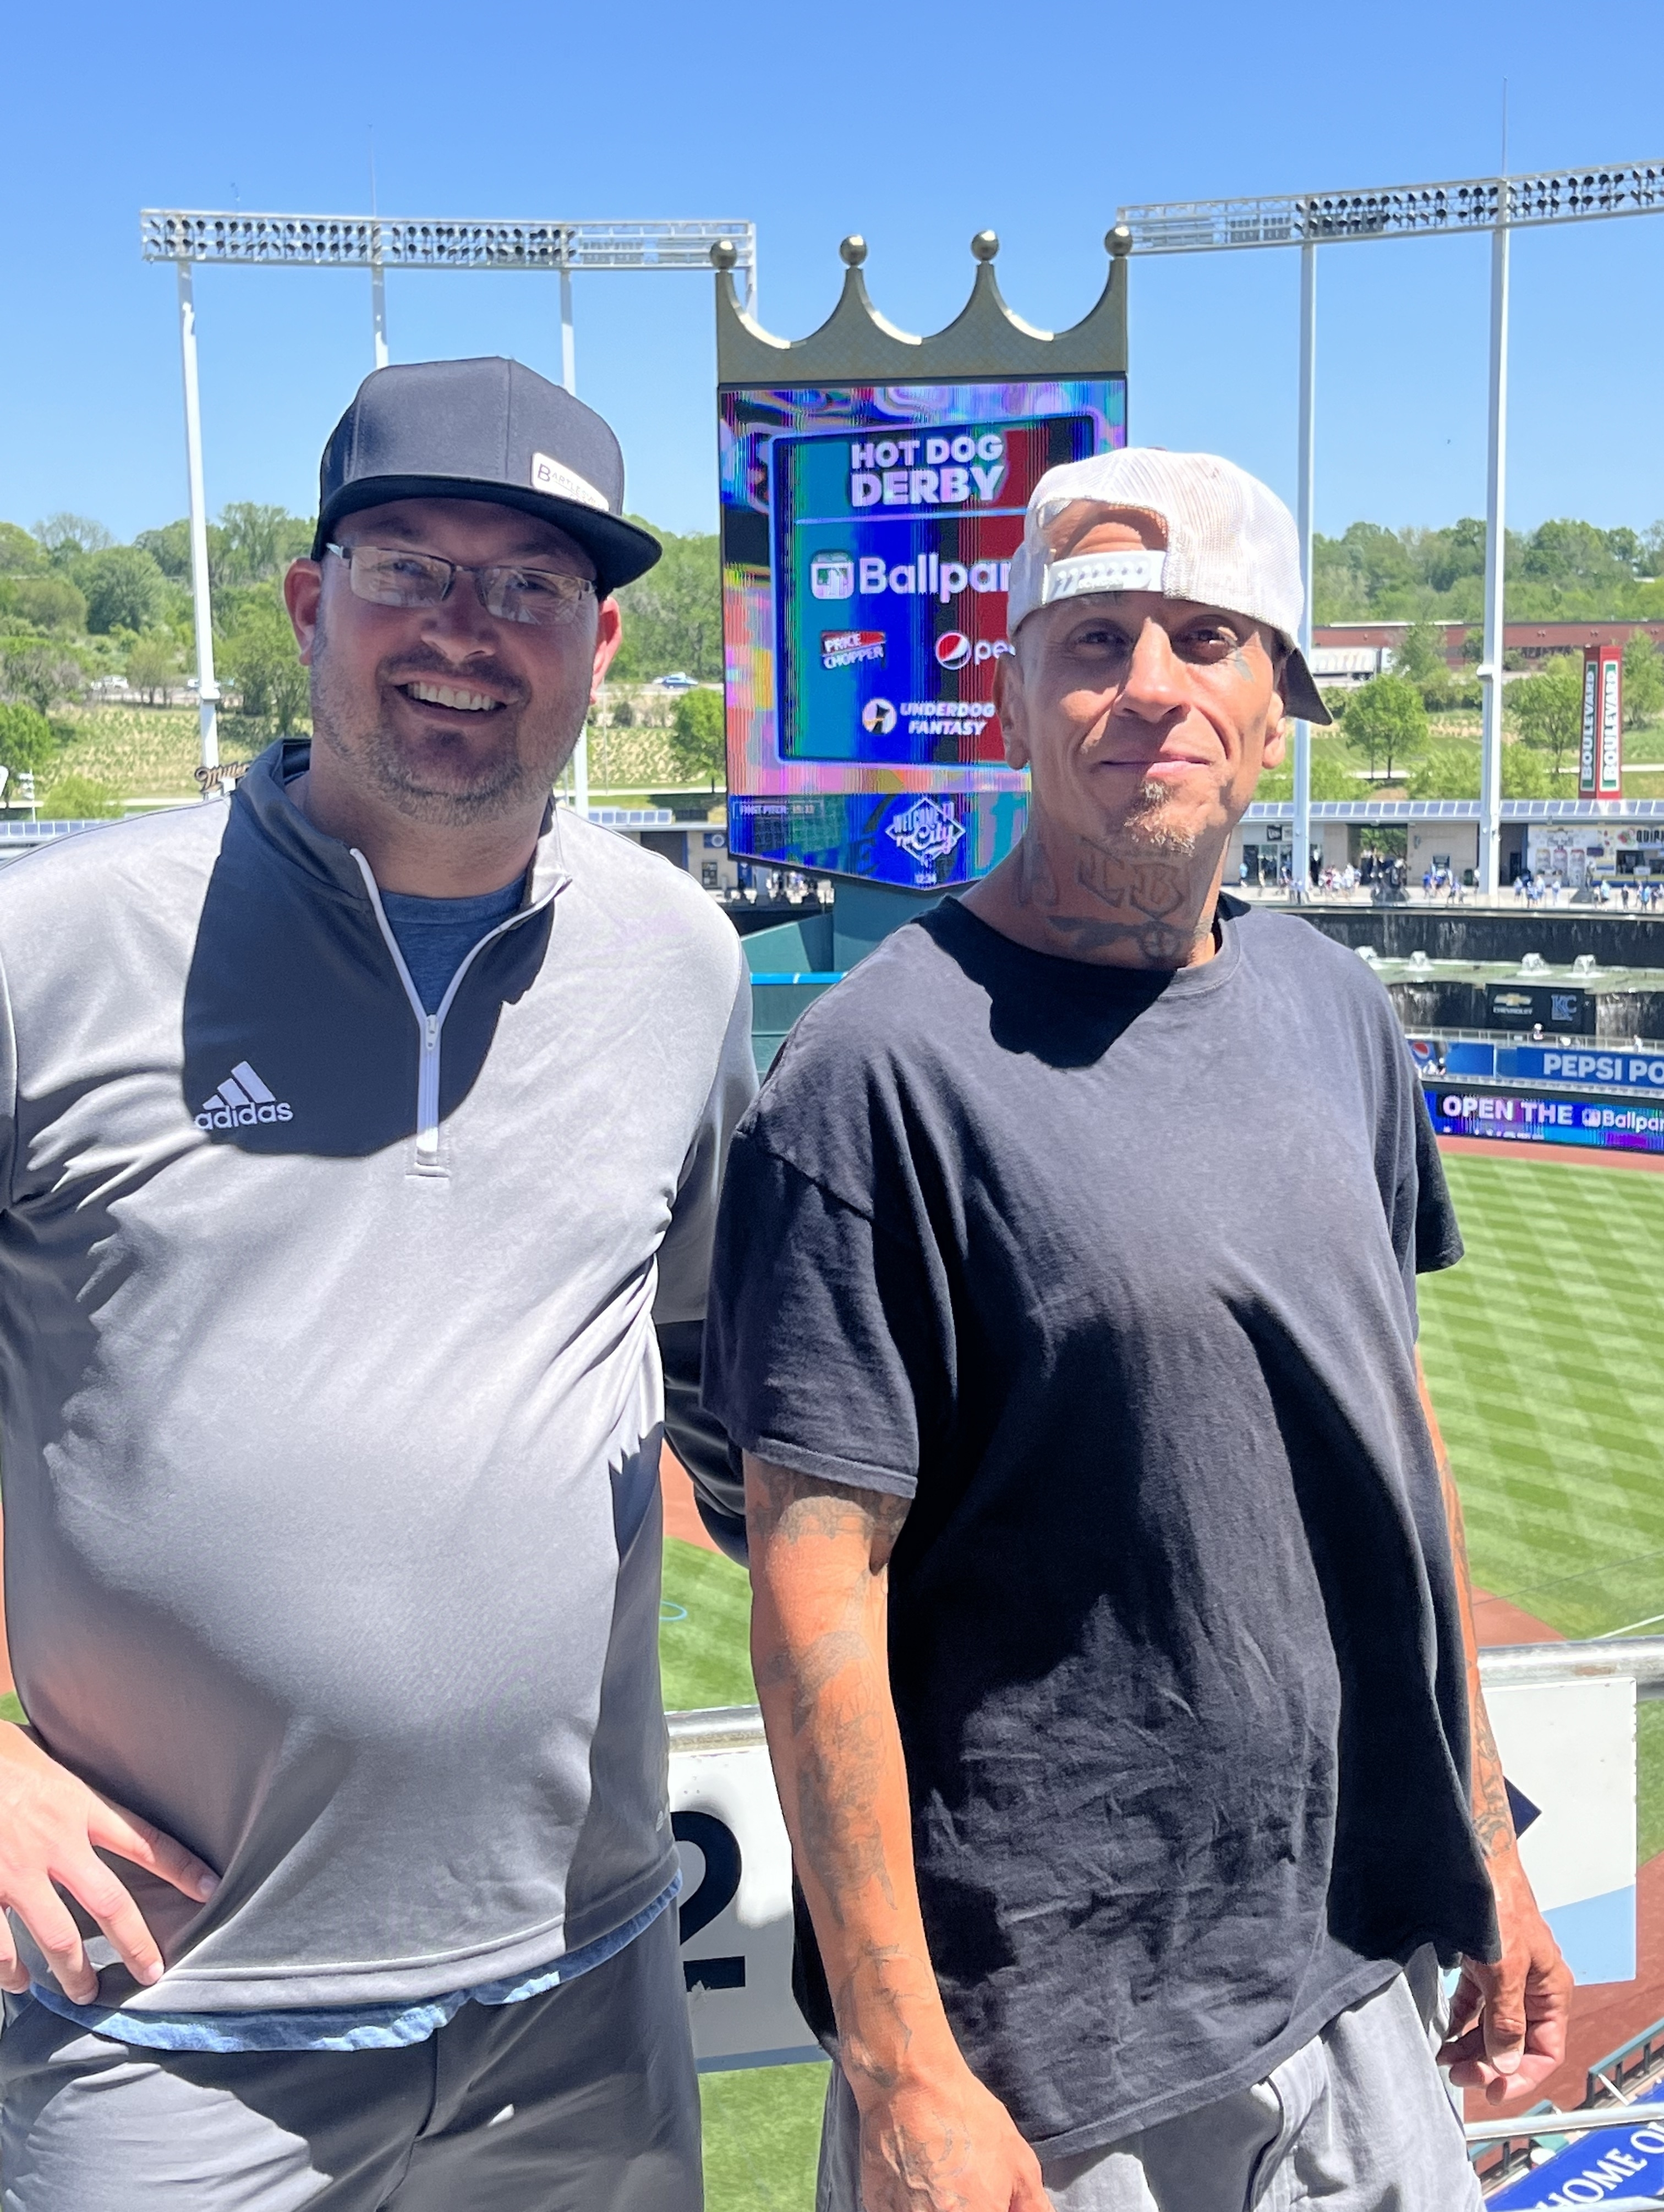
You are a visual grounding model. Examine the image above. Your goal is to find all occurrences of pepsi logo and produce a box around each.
[935,632,972,671]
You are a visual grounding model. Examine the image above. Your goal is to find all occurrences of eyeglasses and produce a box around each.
[325,542,597,628]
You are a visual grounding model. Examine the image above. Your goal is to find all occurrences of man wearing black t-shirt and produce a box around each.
[704,449,1570,2210]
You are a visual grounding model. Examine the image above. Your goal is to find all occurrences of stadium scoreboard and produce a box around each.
[721,376,1127,887]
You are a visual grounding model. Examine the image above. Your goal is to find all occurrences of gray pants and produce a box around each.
[0,1902,699,2212]
[818,1957,1480,2211]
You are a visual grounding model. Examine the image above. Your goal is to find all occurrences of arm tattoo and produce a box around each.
[746,1460,910,1568]
[748,1463,913,1926]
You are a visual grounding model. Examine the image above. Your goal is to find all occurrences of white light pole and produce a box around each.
[143,210,757,816]
[1477,213,1511,897]
[556,257,588,820]
[1292,241,1316,901]
[1116,161,1664,903]
[371,255,388,370]
[175,262,220,777]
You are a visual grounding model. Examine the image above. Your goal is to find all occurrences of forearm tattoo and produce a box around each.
[748,1464,912,1929]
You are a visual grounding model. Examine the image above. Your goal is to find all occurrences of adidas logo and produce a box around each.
[194,1060,294,1132]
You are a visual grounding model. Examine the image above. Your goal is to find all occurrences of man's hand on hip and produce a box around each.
[858,2058,1052,2212]
[0,1721,218,2002]
[1438,1847,1573,2104]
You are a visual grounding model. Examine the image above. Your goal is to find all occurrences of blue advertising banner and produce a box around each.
[730,789,1028,890]
[1430,1044,1664,1093]
[1424,1083,1664,1155]
[1488,2113,1664,2207]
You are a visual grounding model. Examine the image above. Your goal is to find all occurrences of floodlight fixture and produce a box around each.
[143,208,758,781]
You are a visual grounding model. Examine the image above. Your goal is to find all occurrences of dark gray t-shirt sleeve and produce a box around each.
[703,1129,945,1500]
[655,968,757,1556]
[1387,1044,1464,1338]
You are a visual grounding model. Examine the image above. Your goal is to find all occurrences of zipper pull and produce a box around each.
[425,1015,439,1052]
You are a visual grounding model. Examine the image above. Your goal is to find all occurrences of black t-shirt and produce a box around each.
[703,897,1496,2155]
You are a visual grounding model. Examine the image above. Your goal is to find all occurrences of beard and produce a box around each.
[1096,777,1201,860]
[307,614,580,827]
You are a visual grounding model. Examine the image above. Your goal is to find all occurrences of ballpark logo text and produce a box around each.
[849,433,1008,509]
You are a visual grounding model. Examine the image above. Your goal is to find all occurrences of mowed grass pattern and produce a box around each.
[1417,1155,1664,1643]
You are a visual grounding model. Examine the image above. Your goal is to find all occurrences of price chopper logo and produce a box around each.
[848,433,1009,510]
[886,795,966,866]
[822,629,885,671]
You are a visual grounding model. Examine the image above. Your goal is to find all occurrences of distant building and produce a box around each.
[1313,619,1664,682]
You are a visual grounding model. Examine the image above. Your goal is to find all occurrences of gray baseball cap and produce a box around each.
[311,357,662,595]
[1005,448,1331,724]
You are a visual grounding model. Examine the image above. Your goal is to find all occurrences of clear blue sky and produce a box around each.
[6,0,1663,547]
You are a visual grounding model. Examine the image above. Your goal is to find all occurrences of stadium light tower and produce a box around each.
[141,211,758,776]
[1116,162,1664,897]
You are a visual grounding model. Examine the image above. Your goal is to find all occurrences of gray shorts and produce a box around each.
[817,1952,1480,2212]
[0,1900,699,2212]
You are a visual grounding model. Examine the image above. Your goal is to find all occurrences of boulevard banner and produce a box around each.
[1578,641,1623,800]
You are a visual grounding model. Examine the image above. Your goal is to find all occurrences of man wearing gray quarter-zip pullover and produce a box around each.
[0,359,752,2209]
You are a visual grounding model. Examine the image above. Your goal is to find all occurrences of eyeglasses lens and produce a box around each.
[343,548,591,628]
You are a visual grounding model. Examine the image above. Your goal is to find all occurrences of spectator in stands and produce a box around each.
[707,448,1568,2212]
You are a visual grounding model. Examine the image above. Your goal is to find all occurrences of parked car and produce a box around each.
[655,672,697,690]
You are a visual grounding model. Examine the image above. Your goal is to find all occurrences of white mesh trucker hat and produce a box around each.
[1004,448,1331,724]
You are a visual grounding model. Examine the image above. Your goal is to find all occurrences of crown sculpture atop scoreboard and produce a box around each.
[710,228,1131,385]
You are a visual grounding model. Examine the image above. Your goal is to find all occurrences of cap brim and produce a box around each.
[313,477,663,596]
[1283,647,1332,726]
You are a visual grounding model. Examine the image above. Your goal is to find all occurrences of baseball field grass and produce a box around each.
[670,1143,1664,2206]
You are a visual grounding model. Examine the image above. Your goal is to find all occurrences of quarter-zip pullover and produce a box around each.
[0,740,755,2018]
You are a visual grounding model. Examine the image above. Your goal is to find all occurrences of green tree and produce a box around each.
[124,634,180,705]
[611,529,720,682]
[0,524,46,575]
[1508,654,1583,782]
[135,518,227,584]
[1,643,83,713]
[38,772,120,820]
[0,704,57,780]
[1342,673,1427,782]
[0,574,86,634]
[70,546,167,635]
[1254,742,1356,802]
[1408,745,1476,799]
[669,687,725,783]
[224,600,309,734]
[216,504,314,586]
[35,514,112,562]
[1392,619,1452,705]
[1502,740,1550,797]
[1623,633,1664,727]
